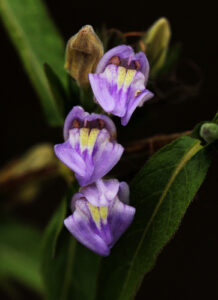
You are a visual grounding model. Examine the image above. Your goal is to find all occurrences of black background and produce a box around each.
[0,1,218,299]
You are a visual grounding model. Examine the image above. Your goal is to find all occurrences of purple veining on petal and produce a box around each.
[89,45,154,125]
[109,196,135,244]
[89,64,128,116]
[121,89,154,126]
[80,179,120,206]
[54,139,86,177]
[54,127,124,186]
[63,105,117,141]
[89,64,153,125]
[64,179,135,256]
[95,45,134,74]
[64,211,110,256]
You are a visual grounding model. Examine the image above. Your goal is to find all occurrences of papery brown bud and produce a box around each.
[65,25,104,87]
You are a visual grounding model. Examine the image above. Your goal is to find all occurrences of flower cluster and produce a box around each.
[54,26,153,256]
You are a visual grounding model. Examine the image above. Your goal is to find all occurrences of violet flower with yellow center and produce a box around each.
[54,106,123,186]
[89,45,154,125]
[64,179,135,256]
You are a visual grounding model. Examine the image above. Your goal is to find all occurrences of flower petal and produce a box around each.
[134,51,150,83]
[89,64,137,117]
[54,141,86,177]
[109,197,135,244]
[118,181,130,204]
[64,212,110,256]
[63,106,88,140]
[65,180,135,256]
[95,45,134,73]
[89,67,117,113]
[63,106,117,141]
[86,112,117,140]
[91,129,124,183]
[121,89,154,126]
[80,179,120,206]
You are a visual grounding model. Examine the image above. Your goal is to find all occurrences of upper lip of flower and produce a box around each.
[95,45,150,83]
[63,106,117,141]
[54,110,124,186]
[88,45,154,125]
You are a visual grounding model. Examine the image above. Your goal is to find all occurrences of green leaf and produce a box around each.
[0,219,43,293]
[0,0,67,126]
[68,242,101,300]
[44,63,68,118]
[96,136,211,300]
[212,112,218,123]
[41,186,101,300]
[41,198,68,297]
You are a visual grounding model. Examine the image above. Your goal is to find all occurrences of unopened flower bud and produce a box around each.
[65,25,104,88]
[140,17,171,76]
[200,122,218,143]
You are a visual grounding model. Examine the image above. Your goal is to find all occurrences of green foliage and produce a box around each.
[44,63,68,117]
[0,0,67,126]
[41,186,101,300]
[0,2,215,298]
[96,136,211,300]
[41,197,68,299]
[0,219,43,294]
[212,112,218,123]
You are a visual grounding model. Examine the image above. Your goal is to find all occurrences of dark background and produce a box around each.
[0,1,218,299]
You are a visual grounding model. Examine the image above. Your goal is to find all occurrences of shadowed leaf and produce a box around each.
[96,136,211,300]
[0,0,67,126]
[41,184,101,300]
[0,219,43,293]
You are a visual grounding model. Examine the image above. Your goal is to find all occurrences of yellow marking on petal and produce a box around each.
[99,206,108,223]
[88,203,100,226]
[88,129,99,151]
[123,69,136,90]
[117,66,126,90]
[80,128,89,151]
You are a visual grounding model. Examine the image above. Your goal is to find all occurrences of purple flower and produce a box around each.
[89,45,154,126]
[54,106,124,186]
[64,179,135,256]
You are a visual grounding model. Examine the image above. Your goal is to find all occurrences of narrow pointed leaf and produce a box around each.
[41,197,68,299]
[44,63,68,117]
[41,186,101,300]
[96,136,211,300]
[0,0,67,126]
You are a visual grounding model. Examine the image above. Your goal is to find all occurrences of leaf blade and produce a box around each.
[0,0,67,125]
[96,136,211,300]
[41,186,101,300]
[0,219,43,293]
